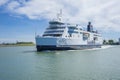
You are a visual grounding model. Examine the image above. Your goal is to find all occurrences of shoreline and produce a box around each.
[0,44,35,47]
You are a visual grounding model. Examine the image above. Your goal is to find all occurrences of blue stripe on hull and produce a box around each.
[36,45,101,51]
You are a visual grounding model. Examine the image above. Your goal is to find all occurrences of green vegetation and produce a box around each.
[16,42,34,44]
[103,40,107,45]
[0,41,35,47]
[103,39,119,45]
[108,40,114,45]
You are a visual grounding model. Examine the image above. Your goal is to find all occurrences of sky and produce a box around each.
[0,0,120,43]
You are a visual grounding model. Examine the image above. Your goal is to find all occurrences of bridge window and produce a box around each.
[68,31,78,34]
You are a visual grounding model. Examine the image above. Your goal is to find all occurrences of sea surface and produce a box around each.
[0,45,120,80]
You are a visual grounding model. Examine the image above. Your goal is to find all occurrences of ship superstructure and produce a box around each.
[35,11,103,51]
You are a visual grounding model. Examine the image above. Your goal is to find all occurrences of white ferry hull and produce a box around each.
[36,37,102,51]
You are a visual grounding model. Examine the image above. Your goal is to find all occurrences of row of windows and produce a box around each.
[47,27,65,29]
[45,30,87,35]
[49,21,64,25]
[44,30,64,33]
[68,31,79,33]
[68,31,87,35]
[43,34,62,37]
[68,27,78,30]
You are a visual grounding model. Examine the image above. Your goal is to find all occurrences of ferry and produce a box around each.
[35,11,103,51]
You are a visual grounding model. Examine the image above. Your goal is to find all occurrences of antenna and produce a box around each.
[57,9,62,21]
[60,9,62,17]
[59,9,62,21]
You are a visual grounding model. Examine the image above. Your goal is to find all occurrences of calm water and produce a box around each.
[0,46,120,80]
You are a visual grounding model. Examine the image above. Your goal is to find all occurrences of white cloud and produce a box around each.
[1,0,120,32]
[7,1,20,11]
[0,0,8,6]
